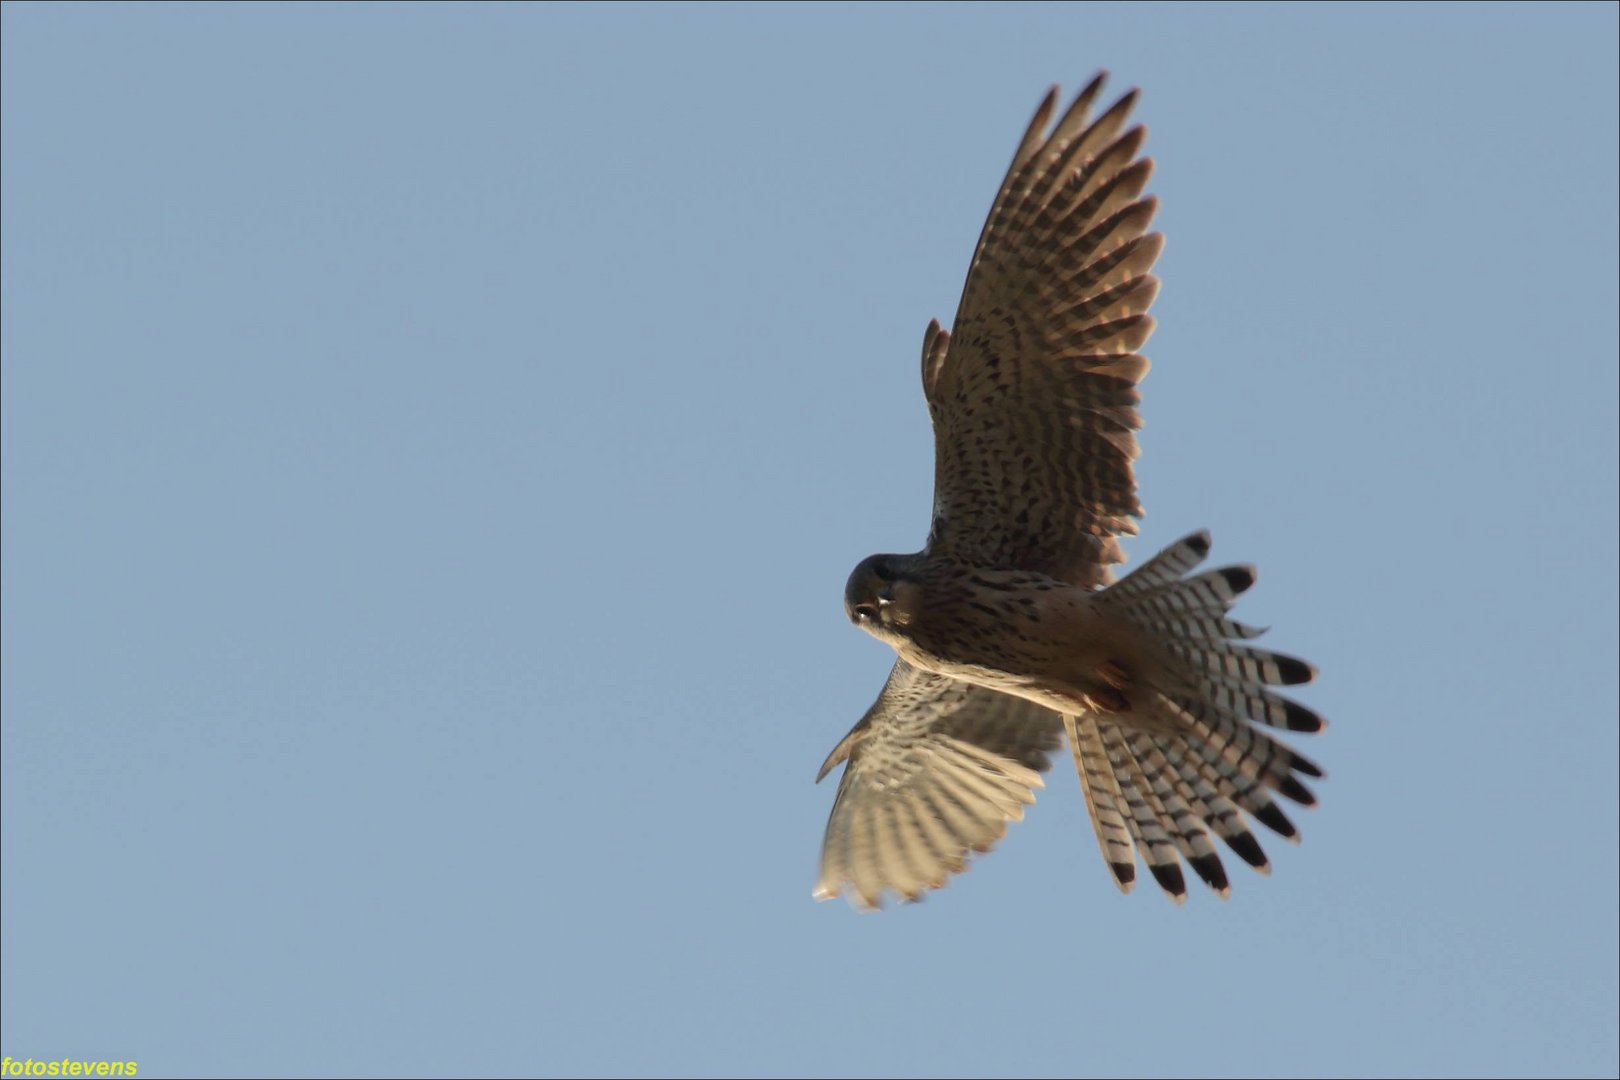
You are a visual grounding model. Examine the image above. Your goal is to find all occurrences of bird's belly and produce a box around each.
[891,591,1157,720]
[895,633,1110,715]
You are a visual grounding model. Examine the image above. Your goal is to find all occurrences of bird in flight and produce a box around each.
[814,74,1325,910]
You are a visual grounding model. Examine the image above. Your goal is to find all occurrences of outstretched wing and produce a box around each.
[922,74,1161,588]
[814,660,1063,910]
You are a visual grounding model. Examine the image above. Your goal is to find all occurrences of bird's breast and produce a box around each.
[884,571,1135,706]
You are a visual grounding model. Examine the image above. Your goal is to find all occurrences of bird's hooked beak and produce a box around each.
[849,586,891,627]
[845,555,902,628]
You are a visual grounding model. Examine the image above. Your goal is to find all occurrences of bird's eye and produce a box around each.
[853,603,880,623]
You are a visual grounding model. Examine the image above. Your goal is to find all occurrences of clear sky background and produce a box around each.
[3,4,1616,1078]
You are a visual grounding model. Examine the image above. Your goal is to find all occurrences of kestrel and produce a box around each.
[815,74,1325,909]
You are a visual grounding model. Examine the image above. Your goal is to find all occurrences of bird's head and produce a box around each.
[844,553,916,642]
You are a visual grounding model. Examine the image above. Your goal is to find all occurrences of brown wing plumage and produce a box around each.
[814,660,1063,910]
[923,74,1162,588]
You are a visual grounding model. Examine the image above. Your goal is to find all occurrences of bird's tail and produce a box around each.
[1067,529,1325,901]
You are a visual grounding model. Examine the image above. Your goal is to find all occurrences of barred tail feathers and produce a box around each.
[1074,530,1324,899]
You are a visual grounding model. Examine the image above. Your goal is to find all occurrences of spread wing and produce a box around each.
[813,660,1063,910]
[921,74,1162,589]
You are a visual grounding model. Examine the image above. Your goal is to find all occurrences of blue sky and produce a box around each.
[3,4,1616,1078]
